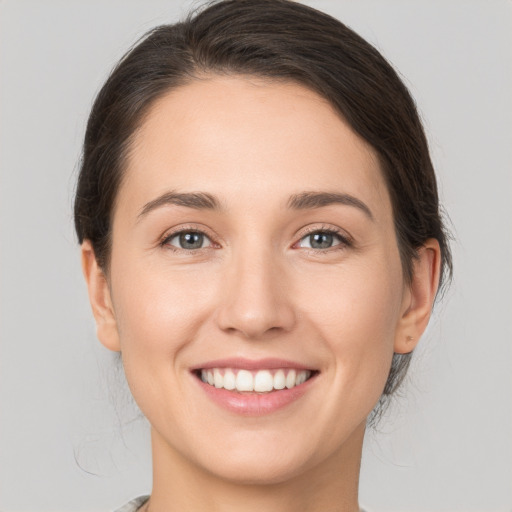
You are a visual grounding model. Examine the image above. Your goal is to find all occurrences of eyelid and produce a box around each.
[159,224,220,251]
[296,224,352,241]
[293,224,353,251]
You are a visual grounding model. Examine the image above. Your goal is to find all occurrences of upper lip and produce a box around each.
[191,357,316,371]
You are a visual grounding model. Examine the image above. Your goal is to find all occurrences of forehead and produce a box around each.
[119,76,391,221]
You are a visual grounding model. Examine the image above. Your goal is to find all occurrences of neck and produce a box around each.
[146,424,365,512]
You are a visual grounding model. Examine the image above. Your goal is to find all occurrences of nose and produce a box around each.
[215,246,297,340]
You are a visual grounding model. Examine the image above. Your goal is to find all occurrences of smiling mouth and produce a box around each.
[194,368,318,393]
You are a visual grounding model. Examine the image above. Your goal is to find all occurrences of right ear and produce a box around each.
[81,240,121,352]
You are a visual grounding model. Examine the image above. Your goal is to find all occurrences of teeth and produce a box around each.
[236,370,254,391]
[199,368,312,393]
[214,368,223,388]
[273,369,286,390]
[296,371,307,385]
[285,369,296,389]
[223,369,236,390]
[254,370,273,392]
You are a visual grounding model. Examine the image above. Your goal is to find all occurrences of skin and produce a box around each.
[82,76,440,512]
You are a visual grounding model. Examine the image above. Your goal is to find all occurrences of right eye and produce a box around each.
[163,230,213,251]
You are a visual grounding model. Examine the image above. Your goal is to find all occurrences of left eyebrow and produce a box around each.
[286,191,374,221]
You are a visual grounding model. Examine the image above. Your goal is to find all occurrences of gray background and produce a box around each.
[0,1,510,511]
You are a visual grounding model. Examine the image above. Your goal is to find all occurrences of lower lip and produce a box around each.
[193,373,317,416]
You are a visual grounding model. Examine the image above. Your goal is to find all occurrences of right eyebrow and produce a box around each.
[137,191,221,221]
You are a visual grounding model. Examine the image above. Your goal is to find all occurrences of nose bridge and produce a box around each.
[215,237,295,339]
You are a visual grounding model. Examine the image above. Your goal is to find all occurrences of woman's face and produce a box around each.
[100,76,413,483]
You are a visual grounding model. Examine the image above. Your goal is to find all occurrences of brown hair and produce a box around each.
[74,0,452,415]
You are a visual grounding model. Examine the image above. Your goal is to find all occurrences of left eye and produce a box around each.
[298,231,344,249]
[165,231,212,250]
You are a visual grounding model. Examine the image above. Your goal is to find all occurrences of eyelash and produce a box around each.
[294,225,352,255]
[159,224,352,255]
[159,225,217,253]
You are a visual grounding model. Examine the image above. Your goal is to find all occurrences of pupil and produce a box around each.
[180,232,203,249]
[311,233,332,249]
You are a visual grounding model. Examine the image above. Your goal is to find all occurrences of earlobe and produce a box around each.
[81,240,121,352]
[394,239,441,354]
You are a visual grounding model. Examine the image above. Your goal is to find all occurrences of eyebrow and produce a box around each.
[138,191,220,219]
[138,191,221,220]
[286,191,374,220]
[137,189,373,221]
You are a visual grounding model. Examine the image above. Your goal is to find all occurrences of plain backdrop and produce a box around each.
[0,1,511,511]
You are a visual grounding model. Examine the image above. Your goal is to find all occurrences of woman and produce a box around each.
[74,1,451,510]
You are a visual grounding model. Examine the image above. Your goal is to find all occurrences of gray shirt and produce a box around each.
[114,496,149,512]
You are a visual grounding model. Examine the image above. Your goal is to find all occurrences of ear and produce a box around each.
[394,239,441,354]
[81,240,121,352]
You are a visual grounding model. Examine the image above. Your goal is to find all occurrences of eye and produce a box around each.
[164,230,212,250]
[297,230,348,250]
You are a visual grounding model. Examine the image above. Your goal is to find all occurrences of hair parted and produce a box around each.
[74,0,452,417]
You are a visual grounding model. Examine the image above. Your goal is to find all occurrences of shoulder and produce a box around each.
[113,496,150,512]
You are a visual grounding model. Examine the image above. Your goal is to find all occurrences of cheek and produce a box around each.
[295,256,404,392]
[111,261,218,349]
[301,255,402,330]
[108,267,222,437]
[108,252,226,403]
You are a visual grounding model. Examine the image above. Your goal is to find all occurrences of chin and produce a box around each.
[180,428,330,486]
[201,451,313,486]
